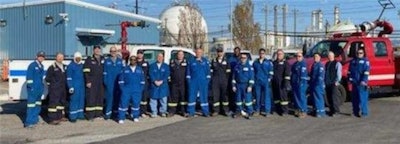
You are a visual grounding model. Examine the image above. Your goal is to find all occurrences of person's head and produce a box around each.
[137,50,144,60]
[234,47,241,56]
[36,51,45,62]
[296,51,303,62]
[195,48,203,58]
[129,55,137,66]
[217,47,224,58]
[74,52,82,63]
[328,51,335,61]
[157,53,164,63]
[313,53,321,62]
[176,50,184,60]
[276,49,284,60]
[109,46,117,58]
[93,45,102,56]
[259,48,266,59]
[55,52,64,63]
[240,53,247,64]
[357,48,365,59]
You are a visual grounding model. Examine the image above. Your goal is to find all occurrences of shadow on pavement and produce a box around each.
[0,100,49,124]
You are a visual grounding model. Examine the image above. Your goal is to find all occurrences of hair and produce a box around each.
[276,49,284,54]
[328,51,335,56]
[55,52,64,57]
[93,45,101,49]
[313,53,321,56]
[176,50,184,56]
[234,47,241,51]
[259,48,266,53]
[129,55,137,60]
[157,52,165,57]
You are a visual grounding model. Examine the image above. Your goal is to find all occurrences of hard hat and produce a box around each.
[74,52,82,58]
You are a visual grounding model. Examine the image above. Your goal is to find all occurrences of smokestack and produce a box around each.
[312,10,317,31]
[334,6,339,24]
[317,9,323,30]
[282,4,287,47]
[274,5,279,49]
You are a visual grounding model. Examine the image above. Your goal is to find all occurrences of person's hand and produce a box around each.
[247,87,252,93]
[86,83,91,88]
[232,87,237,92]
[361,81,367,86]
[69,88,74,94]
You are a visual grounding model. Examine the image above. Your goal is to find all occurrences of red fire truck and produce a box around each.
[287,19,400,104]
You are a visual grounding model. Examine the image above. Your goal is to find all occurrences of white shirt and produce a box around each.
[157,63,162,69]
[130,66,136,72]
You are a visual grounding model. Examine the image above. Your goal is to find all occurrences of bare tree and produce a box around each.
[232,0,262,53]
[176,0,206,49]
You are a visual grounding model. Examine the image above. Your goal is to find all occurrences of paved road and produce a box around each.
[96,97,400,144]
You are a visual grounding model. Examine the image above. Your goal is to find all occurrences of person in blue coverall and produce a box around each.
[66,52,85,122]
[117,55,145,124]
[232,53,254,119]
[186,48,211,117]
[149,53,170,117]
[309,53,326,118]
[348,48,370,118]
[291,52,309,118]
[24,51,45,128]
[252,48,274,117]
[103,46,124,120]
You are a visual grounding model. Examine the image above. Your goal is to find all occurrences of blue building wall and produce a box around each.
[0,3,66,59]
[0,1,160,59]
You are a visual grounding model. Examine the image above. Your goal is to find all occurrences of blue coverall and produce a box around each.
[25,60,45,127]
[149,62,170,115]
[310,61,326,116]
[348,57,370,117]
[186,57,211,116]
[103,57,124,119]
[66,61,85,121]
[232,61,255,115]
[118,66,145,120]
[253,58,274,114]
[291,60,309,113]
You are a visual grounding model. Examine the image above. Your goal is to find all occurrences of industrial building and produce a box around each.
[0,0,162,60]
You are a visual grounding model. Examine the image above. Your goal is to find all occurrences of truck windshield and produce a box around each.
[306,41,347,58]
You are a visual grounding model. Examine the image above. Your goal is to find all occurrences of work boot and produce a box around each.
[253,112,260,117]
[299,112,306,118]
[60,117,68,122]
[211,112,219,117]
[49,120,60,125]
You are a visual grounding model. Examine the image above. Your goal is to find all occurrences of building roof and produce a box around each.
[0,0,161,24]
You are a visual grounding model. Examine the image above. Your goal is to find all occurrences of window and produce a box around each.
[373,41,388,57]
[306,41,347,57]
[347,42,364,58]
[170,50,193,61]
[141,49,164,64]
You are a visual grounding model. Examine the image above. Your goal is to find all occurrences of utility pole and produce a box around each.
[135,0,138,14]
[293,8,298,49]
[274,5,279,50]
[263,4,268,51]
[282,4,287,48]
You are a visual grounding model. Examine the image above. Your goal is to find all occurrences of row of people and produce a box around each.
[23,46,370,127]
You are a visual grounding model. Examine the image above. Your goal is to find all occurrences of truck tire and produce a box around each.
[337,84,347,105]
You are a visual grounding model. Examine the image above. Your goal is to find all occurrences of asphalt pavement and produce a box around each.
[96,96,400,144]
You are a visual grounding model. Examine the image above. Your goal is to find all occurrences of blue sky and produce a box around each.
[2,0,400,37]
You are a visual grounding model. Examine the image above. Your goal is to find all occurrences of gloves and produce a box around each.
[86,83,92,88]
[247,87,252,93]
[69,88,74,94]
[232,87,237,92]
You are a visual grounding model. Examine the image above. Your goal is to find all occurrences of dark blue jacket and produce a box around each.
[149,62,170,99]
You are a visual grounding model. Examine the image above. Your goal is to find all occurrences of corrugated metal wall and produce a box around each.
[64,3,160,57]
[0,1,160,59]
[0,3,66,60]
